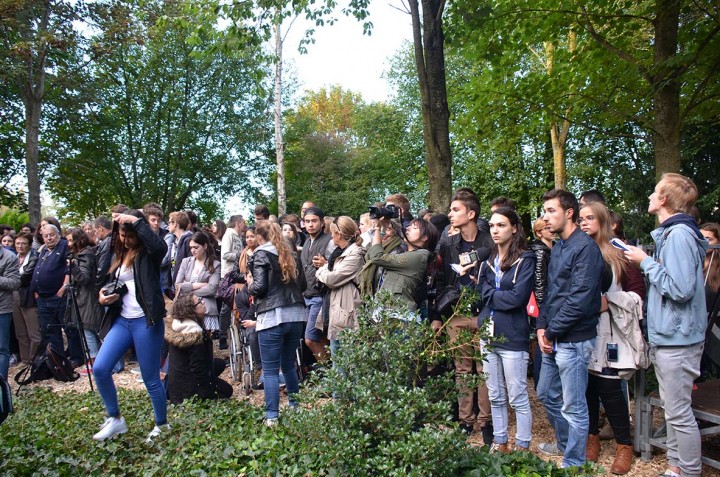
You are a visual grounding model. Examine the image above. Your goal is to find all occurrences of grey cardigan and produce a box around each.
[174,257,221,316]
[0,248,21,314]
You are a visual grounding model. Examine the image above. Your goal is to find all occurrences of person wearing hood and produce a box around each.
[476,207,535,453]
[165,292,232,405]
[247,220,305,426]
[314,216,366,356]
[625,173,708,477]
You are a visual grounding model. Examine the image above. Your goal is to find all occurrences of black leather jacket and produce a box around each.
[528,239,551,305]
[249,246,303,315]
[103,218,168,329]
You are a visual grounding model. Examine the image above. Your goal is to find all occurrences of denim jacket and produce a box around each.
[641,214,708,347]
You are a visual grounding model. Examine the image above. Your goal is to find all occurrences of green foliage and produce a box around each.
[0,209,30,231]
[281,86,426,218]
[0,298,598,476]
[44,0,273,223]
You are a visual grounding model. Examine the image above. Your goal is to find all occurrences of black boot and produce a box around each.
[481,423,494,446]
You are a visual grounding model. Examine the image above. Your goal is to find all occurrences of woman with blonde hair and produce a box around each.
[578,201,645,474]
[247,220,305,426]
[315,216,366,355]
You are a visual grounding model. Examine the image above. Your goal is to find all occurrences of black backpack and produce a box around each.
[14,343,79,393]
[0,373,12,425]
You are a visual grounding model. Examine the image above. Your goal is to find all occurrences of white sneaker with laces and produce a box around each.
[264,418,278,427]
[146,423,171,443]
[93,417,128,441]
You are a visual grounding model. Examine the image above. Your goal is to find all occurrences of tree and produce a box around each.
[0,0,85,223]
[406,0,453,211]
[282,86,425,218]
[46,0,272,222]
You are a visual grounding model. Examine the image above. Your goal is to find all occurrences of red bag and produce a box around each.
[526,292,539,318]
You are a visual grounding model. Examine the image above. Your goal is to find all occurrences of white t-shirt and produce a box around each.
[118,264,144,319]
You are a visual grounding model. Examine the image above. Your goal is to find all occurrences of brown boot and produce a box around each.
[610,443,634,475]
[586,433,601,462]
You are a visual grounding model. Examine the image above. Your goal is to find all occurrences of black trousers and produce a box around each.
[586,373,631,445]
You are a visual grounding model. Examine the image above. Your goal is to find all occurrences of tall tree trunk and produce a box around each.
[545,31,576,190]
[274,20,286,215]
[652,0,681,180]
[24,92,43,224]
[409,0,452,213]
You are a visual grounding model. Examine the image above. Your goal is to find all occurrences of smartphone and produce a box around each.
[607,343,619,362]
[610,238,631,252]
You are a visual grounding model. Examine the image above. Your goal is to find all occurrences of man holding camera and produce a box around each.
[433,190,494,442]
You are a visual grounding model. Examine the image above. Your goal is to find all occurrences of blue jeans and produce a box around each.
[258,321,304,419]
[537,338,595,468]
[484,348,532,448]
[84,330,123,373]
[0,312,12,379]
[37,295,83,362]
[304,296,324,341]
[94,316,166,425]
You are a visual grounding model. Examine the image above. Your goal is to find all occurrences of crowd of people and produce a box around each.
[0,173,718,476]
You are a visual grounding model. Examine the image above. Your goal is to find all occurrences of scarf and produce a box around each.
[358,235,403,298]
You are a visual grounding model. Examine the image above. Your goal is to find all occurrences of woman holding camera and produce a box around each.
[476,207,535,453]
[93,210,169,442]
[578,201,645,474]
[247,221,305,426]
[64,228,104,372]
[174,231,221,332]
[363,218,438,318]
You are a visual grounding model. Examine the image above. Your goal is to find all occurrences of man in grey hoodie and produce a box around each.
[626,173,708,477]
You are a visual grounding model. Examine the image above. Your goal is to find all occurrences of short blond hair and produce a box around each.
[658,173,698,214]
[532,218,547,238]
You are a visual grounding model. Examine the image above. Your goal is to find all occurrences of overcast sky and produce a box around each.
[282,1,413,103]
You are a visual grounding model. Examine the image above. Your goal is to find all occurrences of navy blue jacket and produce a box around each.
[477,250,535,352]
[31,239,69,297]
[537,227,603,343]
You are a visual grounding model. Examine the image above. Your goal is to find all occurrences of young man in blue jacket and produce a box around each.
[536,189,604,468]
[626,173,708,477]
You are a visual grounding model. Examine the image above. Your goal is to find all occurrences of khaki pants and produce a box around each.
[447,315,491,429]
[12,291,41,363]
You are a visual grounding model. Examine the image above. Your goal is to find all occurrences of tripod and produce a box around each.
[62,263,95,391]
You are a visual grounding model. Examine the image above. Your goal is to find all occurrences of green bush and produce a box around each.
[0,296,598,476]
[0,208,30,232]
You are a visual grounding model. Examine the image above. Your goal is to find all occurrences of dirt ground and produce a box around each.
[7,347,720,477]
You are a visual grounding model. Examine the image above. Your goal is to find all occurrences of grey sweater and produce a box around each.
[0,248,21,314]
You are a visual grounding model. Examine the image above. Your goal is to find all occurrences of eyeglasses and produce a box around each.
[577,216,596,225]
[15,242,30,247]
[194,298,204,307]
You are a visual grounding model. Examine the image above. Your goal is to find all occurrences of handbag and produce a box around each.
[435,285,462,318]
[527,292,539,318]
[217,270,245,308]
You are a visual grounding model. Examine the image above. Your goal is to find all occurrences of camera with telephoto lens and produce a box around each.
[368,204,400,220]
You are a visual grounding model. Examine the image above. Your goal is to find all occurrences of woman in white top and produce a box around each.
[175,231,221,332]
[93,210,169,443]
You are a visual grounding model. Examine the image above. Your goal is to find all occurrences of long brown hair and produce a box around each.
[109,210,146,274]
[581,202,627,284]
[255,220,297,283]
[701,223,720,292]
[190,231,216,274]
[489,208,527,271]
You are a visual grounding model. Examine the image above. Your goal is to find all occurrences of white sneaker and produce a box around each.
[264,418,278,427]
[146,423,171,443]
[93,417,128,441]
